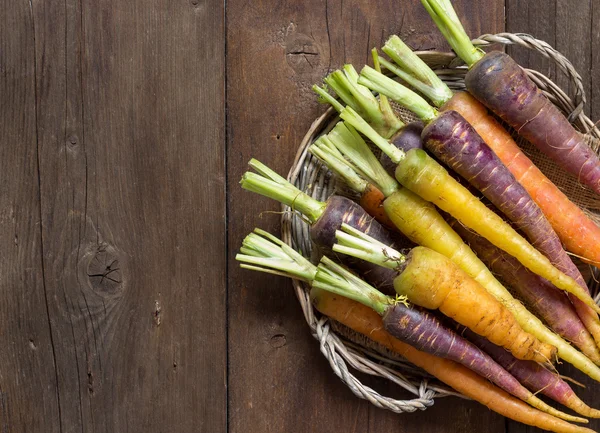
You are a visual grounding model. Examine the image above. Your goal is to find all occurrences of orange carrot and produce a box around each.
[333,226,556,363]
[311,289,594,433]
[358,184,395,229]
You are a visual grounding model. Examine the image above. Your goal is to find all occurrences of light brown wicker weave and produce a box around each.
[280,33,600,413]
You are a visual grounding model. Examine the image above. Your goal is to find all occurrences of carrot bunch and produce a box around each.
[235,1,600,430]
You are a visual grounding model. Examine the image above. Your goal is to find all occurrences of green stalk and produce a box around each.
[237,228,396,315]
[313,84,345,112]
[314,65,404,138]
[236,228,317,281]
[420,0,484,67]
[240,159,327,224]
[371,48,402,137]
[332,223,407,271]
[313,256,392,315]
[339,106,406,165]
[358,66,439,123]
[309,137,369,194]
[381,36,453,107]
[325,120,399,197]
[382,36,442,88]
[378,57,440,103]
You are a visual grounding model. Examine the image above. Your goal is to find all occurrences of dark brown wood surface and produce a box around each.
[1,0,599,432]
[0,0,226,432]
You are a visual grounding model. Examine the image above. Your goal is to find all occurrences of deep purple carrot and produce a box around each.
[455,323,600,418]
[421,0,600,195]
[380,121,424,175]
[446,214,600,364]
[240,159,409,293]
[423,110,589,287]
[466,52,600,194]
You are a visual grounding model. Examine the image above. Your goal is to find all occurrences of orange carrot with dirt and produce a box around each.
[311,290,595,433]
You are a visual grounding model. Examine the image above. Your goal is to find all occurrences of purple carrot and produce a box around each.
[240,159,410,293]
[423,110,588,287]
[466,52,600,195]
[380,121,424,175]
[455,323,600,418]
[447,214,600,365]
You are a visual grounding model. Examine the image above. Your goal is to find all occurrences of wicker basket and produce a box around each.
[281,33,600,413]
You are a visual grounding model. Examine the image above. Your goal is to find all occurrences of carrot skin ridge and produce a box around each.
[312,289,595,433]
[447,216,600,364]
[394,148,600,315]
[457,324,600,418]
[465,51,600,196]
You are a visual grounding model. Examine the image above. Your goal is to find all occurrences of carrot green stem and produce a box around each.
[240,159,327,224]
[314,65,404,138]
[340,106,406,164]
[325,120,400,196]
[309,137,369,194]
[332,223,407,270]
[313,256,394,315]
[371,49,402,137]
[358,66,439,123]
[236,228,318,281]
[420,0,484,67]
[313,84,345,112]
[381,36,453,107]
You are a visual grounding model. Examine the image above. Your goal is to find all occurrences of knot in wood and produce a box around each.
[285,33,320,73]
[86,243,124,295]
[269,333,287,349]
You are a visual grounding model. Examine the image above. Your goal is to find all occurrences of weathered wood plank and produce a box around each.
[507,2,600,432]
[0,2,61,431]
[0,0,227,432]
[227,1,505,432]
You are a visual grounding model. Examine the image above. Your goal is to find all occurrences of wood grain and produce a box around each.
[0,0,226,432]
[0,2,61,431]
[226,1,505,432]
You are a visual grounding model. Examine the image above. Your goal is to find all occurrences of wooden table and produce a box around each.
[2,0,600,431]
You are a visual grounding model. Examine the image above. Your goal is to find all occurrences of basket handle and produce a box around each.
[472,33,586,120]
